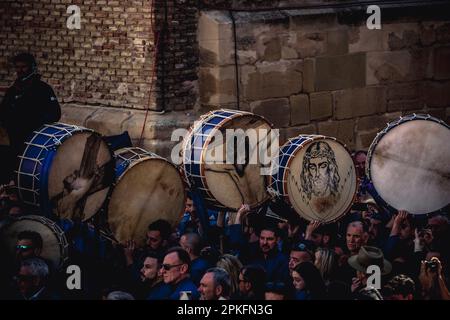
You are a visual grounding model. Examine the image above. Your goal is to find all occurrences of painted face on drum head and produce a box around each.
[301,142,340,200]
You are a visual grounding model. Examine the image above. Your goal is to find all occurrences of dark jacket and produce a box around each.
[0,74,61,154]
[239,242,290,284]
[168,277,200,300]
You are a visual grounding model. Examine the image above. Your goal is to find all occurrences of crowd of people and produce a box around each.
[1,53,450,301]
[1,162,449,300]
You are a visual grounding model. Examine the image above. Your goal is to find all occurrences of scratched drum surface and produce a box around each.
[183,109,274,211]
[367,115,450,214]
[108,147,185,246]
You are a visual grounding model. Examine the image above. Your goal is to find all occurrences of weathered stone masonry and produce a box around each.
[199,1,450,150]
[1,0,450,157]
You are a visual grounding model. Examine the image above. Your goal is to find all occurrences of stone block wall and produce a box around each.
[198,3,450,151]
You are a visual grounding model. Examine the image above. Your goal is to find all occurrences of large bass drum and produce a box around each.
[16,122,115,221]
[270,135,357,223]
[107,147,186,246]
[182,109,274,211]
[367,114,450,214]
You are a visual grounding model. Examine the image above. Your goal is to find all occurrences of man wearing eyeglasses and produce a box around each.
[12,257,58,300]
[159,247,200,300]
[15,230,43,261]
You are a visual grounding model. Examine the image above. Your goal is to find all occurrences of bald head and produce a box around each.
[179,232,202,259]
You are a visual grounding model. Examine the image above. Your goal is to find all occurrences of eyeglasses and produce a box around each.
[16,245,33,251]
[161,263,184,271]
[147,237,160,243]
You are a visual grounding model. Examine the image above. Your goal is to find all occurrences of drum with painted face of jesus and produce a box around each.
[270,135,357,223]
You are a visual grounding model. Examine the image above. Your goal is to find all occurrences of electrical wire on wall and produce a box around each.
[229,10,240,111]
[138,0,170,147]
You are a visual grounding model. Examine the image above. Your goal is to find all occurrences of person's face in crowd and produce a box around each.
[310,232,324,247]
[346,225,365,254]
[259,230,277,254]
[265,292,285,300]
[198,272,221,300]
[16,239,39,260]
[15,266,41,297]
[160,252,187,285]
[356,270,367,286]
[292,271,305,291]
[238,271,251,295]
[354,153,367,178]
[179,235,191,255]
[289,250,311,275]
[140,257,159,282]
[427,217,447,238]
[399,219,413,240]
[368,218,382,241]
[15,61,32,80]
[185,198,196,217]
[146,230,163,250]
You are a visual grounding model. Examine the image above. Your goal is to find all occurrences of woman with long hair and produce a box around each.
[292,262,326,300]
[216,254,243,298]
[314,247,338,285]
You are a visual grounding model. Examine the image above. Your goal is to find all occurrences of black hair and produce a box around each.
[148,219,172,241]
[293,262,326,299]
[241,265,266,299]
[17,230,43,250]
[13,52,37,70]
[259,223,281,238]
[141,250,162,264]
[165,246,191,272]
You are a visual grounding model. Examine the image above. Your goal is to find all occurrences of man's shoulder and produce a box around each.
[32,79,56,94]
[176,278,197,290]
[147,282,172,300]
[191,257,210,269]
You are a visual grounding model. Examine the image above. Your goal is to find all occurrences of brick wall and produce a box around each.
[0,0,199,111]
[198,2,450,151]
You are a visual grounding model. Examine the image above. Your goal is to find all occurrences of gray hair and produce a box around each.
[21,258,49,279]
[206,267,231,298]
[347,221,364,233]
[106,291,135,300]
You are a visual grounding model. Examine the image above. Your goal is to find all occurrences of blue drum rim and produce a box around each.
[16,122,116,221]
